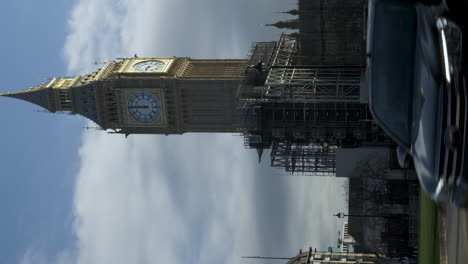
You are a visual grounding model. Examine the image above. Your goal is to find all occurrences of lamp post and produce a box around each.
[334,212,346,219]
[334,212,406,219]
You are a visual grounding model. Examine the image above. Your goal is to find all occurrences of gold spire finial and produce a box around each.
[0,91,16,97]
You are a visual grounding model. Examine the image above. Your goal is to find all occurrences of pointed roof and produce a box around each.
[266,19,300,30]
[256,148,264,163]
[280,9,301,16]
[1,86,53,111]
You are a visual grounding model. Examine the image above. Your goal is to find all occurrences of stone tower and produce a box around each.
[1,57,247,136]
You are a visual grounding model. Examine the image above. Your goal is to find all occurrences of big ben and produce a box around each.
[1,57,247,136]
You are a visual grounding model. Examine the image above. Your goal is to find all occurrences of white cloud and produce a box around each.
[54,250,75,264]
[66,132,347,264]
[70,132,267,264]
[63,0,296,72]
[73,133,190,264]
[39,0,351,264]
[64,0,125,74]
[19,249,74,264]
[19,249,46,264]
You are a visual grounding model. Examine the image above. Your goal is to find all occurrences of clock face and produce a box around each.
[132,60,166,72]
[127,92,161,123]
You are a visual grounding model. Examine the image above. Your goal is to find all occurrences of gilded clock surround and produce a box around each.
[132,60,166,72]
[120,58,174,74]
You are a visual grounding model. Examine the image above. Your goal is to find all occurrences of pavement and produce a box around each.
[438,204,468,264]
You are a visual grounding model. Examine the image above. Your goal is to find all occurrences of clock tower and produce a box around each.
[1,57,247,135]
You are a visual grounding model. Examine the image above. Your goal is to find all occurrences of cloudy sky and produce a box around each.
[0,1,347,263]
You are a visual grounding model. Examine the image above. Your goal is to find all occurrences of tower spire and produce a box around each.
[0,85,53,111]
[0,69,93,114]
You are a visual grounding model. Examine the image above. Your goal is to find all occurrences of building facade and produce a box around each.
[270,0,367,66]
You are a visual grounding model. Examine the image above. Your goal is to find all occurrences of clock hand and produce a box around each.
[129,105,149,109]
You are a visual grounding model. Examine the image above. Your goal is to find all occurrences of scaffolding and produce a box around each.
[256,34,363,102]
[264,67,362,102]
[238,35,390,176]
[247,41,277,65]
[270,34,297,66]
[271,140,338,175]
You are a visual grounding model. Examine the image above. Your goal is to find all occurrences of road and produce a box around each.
[439,204,468,264]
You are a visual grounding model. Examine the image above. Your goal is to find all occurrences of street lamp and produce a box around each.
[334,212,407,219]
[334,212,347,219]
